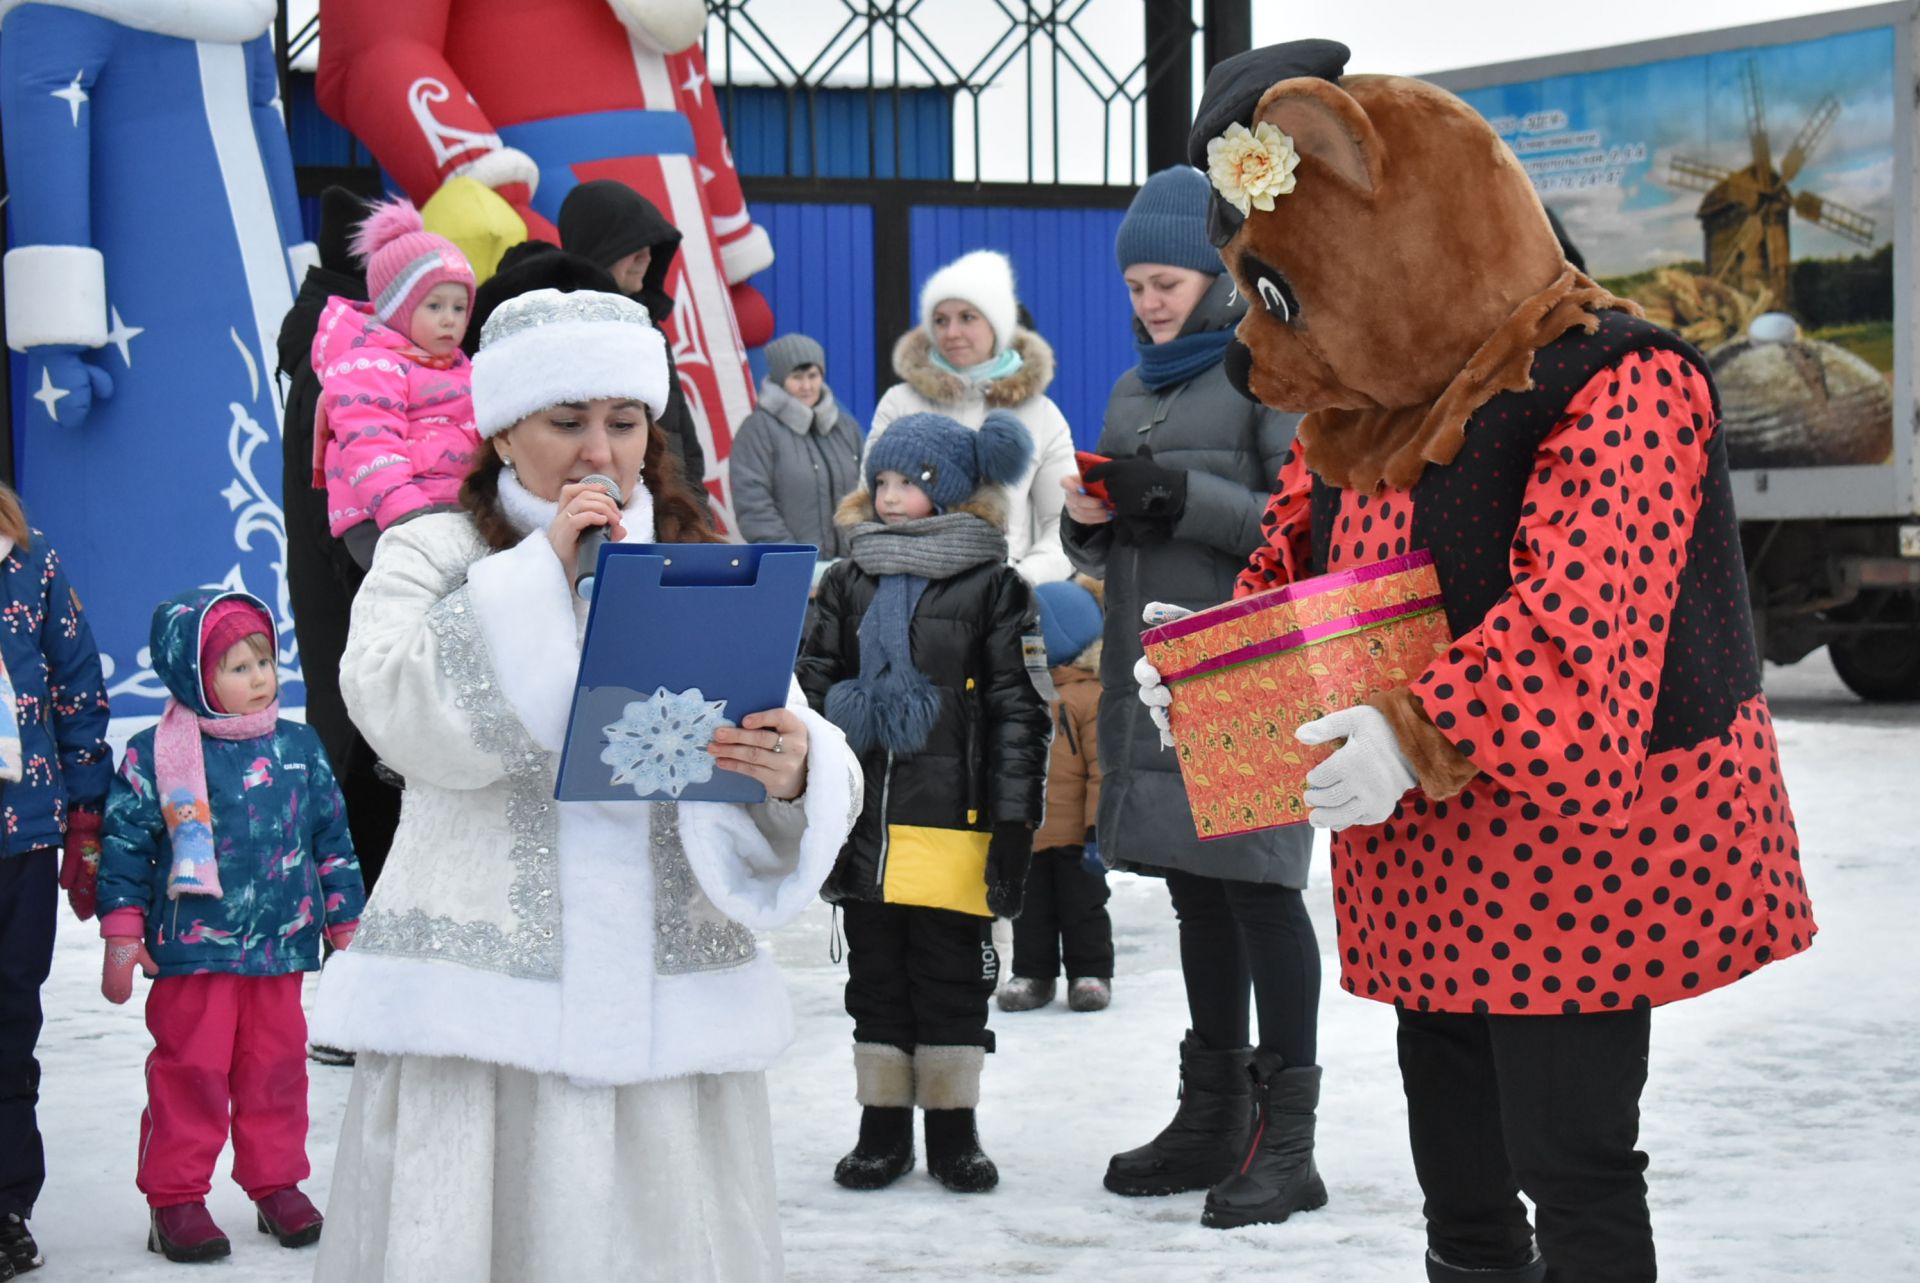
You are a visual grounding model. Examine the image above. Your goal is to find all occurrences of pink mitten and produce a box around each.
[326,921,358,952]
[102,935,157,1005]
[60,810,103,921]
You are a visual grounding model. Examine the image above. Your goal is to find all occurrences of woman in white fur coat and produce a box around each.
[310,289,860,1282]
[868,250,1077,585]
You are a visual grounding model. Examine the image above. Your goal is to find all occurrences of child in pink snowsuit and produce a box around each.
[311,199,479,568]
[96,593,365,1264]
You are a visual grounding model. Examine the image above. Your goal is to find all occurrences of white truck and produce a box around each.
[1428,1,1920,699]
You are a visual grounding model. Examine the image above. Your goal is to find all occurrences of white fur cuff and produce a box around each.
[459,146,540,198]
[4,246,107,351]
[472,319,670,435]
[464,531,578,753]
[718,224,774,285]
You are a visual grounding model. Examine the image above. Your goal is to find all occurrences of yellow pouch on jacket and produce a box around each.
[883,825,991,917]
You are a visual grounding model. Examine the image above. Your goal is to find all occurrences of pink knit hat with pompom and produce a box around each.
[353,198,477,326]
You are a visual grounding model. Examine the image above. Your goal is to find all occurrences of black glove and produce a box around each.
[985,822,1034,919]
[1084,448,1187,542]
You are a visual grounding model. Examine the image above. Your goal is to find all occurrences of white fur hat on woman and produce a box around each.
[918,249,1020,355]
[471,288,670,438]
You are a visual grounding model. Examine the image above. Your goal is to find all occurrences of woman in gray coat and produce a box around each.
[731,334,864,562]
[1060,167,1321,1231]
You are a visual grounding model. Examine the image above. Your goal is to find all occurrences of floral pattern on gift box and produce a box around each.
[1145,555,1452,840]
[1144,552,1444,679]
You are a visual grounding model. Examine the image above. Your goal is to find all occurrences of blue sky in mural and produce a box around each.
[1449,24,1895,279]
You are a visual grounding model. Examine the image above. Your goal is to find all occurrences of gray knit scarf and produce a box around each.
[826,513,1008,755]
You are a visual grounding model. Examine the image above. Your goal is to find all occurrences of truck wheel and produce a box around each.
[1830,631,1920,702]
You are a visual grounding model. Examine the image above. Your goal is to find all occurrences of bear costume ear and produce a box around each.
[974,410,1034,487]
[1253,76,1383,196]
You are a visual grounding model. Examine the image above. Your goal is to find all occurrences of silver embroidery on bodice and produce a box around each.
[651,802,756,974]
[353,585,564,979]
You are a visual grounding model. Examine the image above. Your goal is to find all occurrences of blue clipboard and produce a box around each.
[554,542,817,803]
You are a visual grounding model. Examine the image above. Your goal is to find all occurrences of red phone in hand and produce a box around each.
[1075,451,1113,503]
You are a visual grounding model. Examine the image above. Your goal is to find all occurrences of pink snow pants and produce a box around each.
[137,973,309,1208]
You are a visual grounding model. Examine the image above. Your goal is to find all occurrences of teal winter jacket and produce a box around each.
[96,590,364,977]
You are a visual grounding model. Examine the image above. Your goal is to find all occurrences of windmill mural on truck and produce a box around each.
[1665,58,1876,311]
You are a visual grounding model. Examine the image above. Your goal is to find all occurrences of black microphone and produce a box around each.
[573,472,625,600]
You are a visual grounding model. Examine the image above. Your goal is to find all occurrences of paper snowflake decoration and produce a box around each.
[601,686,733,799]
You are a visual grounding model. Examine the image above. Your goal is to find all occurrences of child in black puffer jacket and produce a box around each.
[797,409,1051,1195]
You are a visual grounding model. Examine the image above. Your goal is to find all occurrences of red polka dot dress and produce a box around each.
[1236,328,1815,1015]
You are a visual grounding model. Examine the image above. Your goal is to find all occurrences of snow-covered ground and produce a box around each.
[27,650,1920,1280]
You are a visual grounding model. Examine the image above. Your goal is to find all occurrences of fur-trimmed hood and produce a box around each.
[891,328,1057,410]
[834,485,1011,534]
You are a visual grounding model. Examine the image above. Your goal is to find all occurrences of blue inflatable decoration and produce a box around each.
[1,0,313,720]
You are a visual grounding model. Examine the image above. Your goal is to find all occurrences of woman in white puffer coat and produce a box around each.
[311,289,860,1283]
[868,250,1077,585]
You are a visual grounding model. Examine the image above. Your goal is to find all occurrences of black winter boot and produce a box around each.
[0,1212,40,1274]
[1201,1053,1327,1229]
[924,1110,999,1193]
[1425,1246,1547,1282]
[834,1107,916,1190]
[1104,1031,1252,1196]
[915,1045,997,1192]
[834,1044,916,1190]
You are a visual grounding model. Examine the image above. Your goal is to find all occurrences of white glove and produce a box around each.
[1135,603,1192,748]
[1296,705,1417,830]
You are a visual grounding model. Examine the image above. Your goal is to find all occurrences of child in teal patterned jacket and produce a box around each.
[96,590,364,1263]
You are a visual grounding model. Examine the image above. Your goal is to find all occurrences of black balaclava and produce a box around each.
[556,179,684,325]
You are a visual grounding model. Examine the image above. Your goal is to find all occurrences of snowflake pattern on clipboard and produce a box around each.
[601,687,734,799]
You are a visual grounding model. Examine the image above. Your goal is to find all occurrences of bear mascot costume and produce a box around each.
[1138,39,1817,1282]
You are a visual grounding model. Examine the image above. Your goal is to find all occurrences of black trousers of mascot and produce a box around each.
[1398,1006,1656,1283]
[0,850,56,1220]
[843,902,997,1051]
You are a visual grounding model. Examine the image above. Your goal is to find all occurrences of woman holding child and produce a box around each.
[310,288,861,1282]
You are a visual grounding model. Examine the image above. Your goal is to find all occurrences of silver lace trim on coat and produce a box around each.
[352,585,564,979]
[651,802,757,974]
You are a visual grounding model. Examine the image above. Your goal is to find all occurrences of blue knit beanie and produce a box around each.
[864,410,1032,513]
[1115,167,1221,274]
[1033,580,1103,666]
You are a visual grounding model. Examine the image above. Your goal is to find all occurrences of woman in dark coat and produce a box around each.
[730,333,864,563]
[1060,166,1317,1229]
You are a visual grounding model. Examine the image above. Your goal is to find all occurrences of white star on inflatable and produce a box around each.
[52,71,87,126]
[31,367,70,421]
[680,63,706,106]
[105,306,144,367]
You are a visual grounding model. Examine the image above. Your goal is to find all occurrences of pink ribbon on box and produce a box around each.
[1159,596,1447,684]
[1141,549,1438,647]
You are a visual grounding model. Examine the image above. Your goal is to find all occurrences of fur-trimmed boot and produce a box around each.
[916,1045,998,1193]
[1104,1031,1252,1196]
[833,1043,916,1190]
[1425,1246,1547,1282]
[1201,1053,1327,1229]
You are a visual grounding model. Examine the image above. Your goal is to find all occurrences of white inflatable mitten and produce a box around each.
[1295,705,1417,830]
[1135,602,1192,748]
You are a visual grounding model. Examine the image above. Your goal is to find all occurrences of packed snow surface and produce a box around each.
[30,653,1918,1279]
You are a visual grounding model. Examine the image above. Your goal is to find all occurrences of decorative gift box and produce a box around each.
[1141,551,1452,840]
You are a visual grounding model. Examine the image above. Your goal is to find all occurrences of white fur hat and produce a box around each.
[918,249,1019,355]
[471,288,669,437]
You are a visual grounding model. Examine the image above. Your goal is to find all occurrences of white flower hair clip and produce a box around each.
[1206,121,1301,216]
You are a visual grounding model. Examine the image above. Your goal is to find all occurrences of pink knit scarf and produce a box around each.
[154,699,279,900]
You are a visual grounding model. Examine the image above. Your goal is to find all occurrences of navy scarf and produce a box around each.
[1135,326,1238,392]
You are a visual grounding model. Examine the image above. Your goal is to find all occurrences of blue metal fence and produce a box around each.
[744,201,879,431]
[723,88,953,181]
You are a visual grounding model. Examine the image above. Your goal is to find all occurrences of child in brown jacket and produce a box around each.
[999,577,1113,1012]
